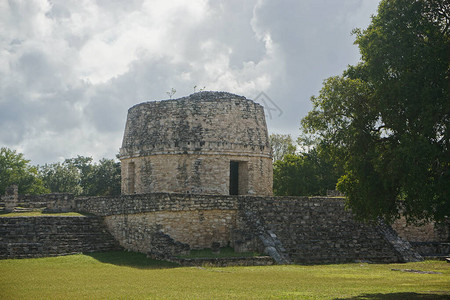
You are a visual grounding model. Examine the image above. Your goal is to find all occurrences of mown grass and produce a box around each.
[0,252,449,299]
[177,246,260,258]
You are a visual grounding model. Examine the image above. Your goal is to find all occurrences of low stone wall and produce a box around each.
[73,193,239,258]
[75,193,238,216]
[21,193,75,211]
[0,216,121,259]
[73,194,421,263]
[104,209,236,254]
[86,193,419,263]
[1,193,75,210]
[238,196,406,264]
[392,217,449,242]
[411,242,450,257]
[1,191,427,263]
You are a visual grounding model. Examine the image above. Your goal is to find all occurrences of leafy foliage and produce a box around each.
[0,147,48,195]
[88,158,121,196]
[273,149,340,196]
[39,160,83,195]
[39,156,121,196]
[269,134,296,162]
[302,0,449,222]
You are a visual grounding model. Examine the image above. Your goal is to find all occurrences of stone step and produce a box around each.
[240,197,415,264]
[0,216,121,259]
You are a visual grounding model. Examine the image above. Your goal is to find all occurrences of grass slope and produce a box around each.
[0,251,449,299]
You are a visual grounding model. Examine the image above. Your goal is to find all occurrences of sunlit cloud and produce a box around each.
[0,0,380,164]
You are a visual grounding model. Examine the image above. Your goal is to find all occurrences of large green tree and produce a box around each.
[302,0,449,223]
[39,161,83,195]
[0,147,48,195]
[40,156,121,196]
[273,149,340,196]
[86,158,121,196]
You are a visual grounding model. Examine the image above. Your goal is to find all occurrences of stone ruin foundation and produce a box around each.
[1,92,447,264]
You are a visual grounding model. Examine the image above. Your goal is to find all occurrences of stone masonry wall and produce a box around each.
[121,154,272,196]
[391,217,450,257]
[74,193,408,263]
[120,92,270,159]
[119,92,273,196]
[74,193,239,256]
[4,193,75,210]
[392,216,449,242]
[104,210,236,253]
[0,216,120,259]
[74,193,238,216]
[3,185,18,212]
[238,196,404,264]
[2,190,421,263]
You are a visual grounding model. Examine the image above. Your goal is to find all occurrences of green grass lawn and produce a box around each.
[0,252,449,299]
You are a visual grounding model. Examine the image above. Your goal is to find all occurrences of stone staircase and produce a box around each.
[239,197,419,264]
[0,216,121,259]
[377,220,423,262]
[236,207,291,264]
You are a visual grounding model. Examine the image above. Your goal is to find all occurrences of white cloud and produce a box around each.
[77,0,210,84]
[0,0,381,165]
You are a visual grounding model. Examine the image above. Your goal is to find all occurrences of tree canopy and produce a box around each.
[273,149,340,197]
[0,147,48,195]
[301,0,449,223]
[0,147,121,197]
[39,156,121,196]
[269,134,296,162]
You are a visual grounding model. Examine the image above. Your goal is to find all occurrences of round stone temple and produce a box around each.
[119,91,273,196]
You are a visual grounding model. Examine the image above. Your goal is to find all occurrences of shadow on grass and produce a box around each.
[85,251,179,269]
[176,246,260,259]
[335,292,450,299]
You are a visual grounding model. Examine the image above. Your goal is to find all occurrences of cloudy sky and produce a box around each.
[1,0,381,165]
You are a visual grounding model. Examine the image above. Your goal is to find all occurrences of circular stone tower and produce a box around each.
[119,91,273,196]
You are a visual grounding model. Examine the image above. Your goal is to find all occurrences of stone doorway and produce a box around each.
[229,161,248,195]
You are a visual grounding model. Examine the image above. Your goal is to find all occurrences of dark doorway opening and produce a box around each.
[229,161,239,195]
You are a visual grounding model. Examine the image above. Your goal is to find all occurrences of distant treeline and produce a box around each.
[0,147,120,196]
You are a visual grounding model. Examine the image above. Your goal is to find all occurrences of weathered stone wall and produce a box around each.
[73,193,239,256]
[2,190,425,263]
[3,185,18,212]
[119,92,272,196]
[391,217,449,257]
[104,210,236,253]
[121,154,272,196]
[0,216,120,259]
[3,193,75,210]
[74,193,238,216]
[392,217,449,242]
[74,193,411,263]
[238,196,405,263]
